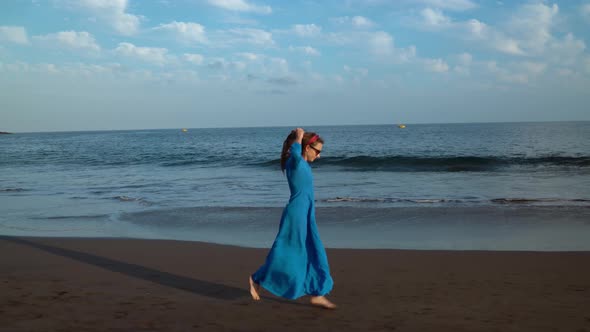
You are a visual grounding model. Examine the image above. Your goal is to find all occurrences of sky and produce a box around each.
[1,0,589,132]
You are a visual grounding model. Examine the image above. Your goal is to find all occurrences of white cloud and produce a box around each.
[0,61,127,76]
[269,57,289,74]
[456,3,558,57]
[325,32,355,45]
[556,68,574,77]
[62,0,140,36]
[521,61,547,75]
[237,52,259,61]
[454,66,469,76]
[465,19,487,39]
[420,8,452,27]
[0,61,206,86]
[184,53,204,65]
[368,31,416,63]
[424,58,449,72]
[34,31,100,52]
[39,63,59,74]
[153,21,207,44]
[453,53,472,75]
[115,42,170,65]
[289,46,320,56]
[227,28,274,46]
[505,3,559,54]
[207,57,230,70]
[369,31,394,56]
[234,61,247,71]
[0,62,55,74]
[415,0,476,11]
[413,3,565,58]
[292,24,322,37]
[493,37,525,56]
[486,61,529,84]
[0,61,28,73]
[352,16,375,28]
[483,60,550,84]
[458,52,472,65]
[203,54,293,81]
[343,65,368,76]
[490,3,587,63]
[347,0,476,11]
[214,55,292,78]
[412,8,482,34]
[334,16,375,28]
[267,76,297,86]
[207,0,271,14]
[583,4,590,21]
[0,26,29,45]
[547,33,586,66]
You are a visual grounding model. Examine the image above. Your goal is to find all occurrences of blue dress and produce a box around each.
[252,143,334,299]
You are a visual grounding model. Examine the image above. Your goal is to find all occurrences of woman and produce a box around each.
[249,128,336,309]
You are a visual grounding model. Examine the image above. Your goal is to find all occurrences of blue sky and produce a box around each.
[1,0,589,132]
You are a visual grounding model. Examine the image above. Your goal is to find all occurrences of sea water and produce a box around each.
[1,122,589,250]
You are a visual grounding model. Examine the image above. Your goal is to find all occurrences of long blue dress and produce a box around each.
[251,142,334,299]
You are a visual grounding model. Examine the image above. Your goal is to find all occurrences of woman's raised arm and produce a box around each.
[294,128,304,144]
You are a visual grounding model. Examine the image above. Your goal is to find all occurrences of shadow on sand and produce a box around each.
[1,236,294,305]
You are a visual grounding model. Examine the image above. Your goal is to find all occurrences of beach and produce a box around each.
[1,236,589,331]
[3,0,590,328]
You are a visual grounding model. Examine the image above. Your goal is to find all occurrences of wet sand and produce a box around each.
[1,236,589,331]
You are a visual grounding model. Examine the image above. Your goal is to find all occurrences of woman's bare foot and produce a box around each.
[310,296,337,309]
[249,276,261,301]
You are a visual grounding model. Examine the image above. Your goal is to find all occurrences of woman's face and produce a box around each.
[304,143,323,162]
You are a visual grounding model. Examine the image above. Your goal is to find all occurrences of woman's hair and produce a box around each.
[280,130,324,171]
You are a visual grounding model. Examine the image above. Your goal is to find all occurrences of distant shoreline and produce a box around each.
[0,132,13,135]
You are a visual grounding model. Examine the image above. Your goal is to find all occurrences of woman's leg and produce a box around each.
[310,295,336,309]
[249,275,261,300]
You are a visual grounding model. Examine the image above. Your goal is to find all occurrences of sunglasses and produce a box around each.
[309,146,322,155]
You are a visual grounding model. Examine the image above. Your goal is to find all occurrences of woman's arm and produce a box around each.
[288,128,305,164]
[294,127,304,144]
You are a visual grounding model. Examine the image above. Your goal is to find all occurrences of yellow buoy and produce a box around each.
[181,128,188,132]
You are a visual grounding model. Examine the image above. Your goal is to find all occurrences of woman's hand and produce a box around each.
[294,128,304,143]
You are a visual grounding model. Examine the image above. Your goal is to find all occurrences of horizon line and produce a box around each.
[4,119,590,134]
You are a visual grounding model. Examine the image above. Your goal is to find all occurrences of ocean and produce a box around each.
[1,122,589,250]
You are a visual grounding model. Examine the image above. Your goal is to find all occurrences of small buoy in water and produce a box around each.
[398,124,406,129]
[181,128,188,132]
